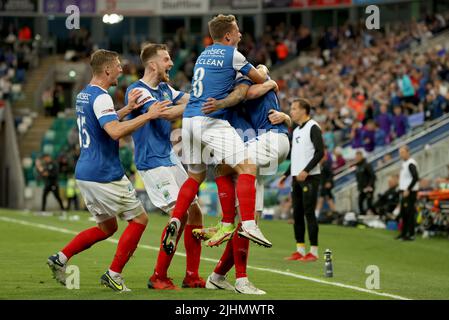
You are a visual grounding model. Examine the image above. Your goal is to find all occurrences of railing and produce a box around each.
[334,136,449,213]
[334,113,449,191]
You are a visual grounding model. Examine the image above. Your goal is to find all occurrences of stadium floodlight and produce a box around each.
[102,14,124,25]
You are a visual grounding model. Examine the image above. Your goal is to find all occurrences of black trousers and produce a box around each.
[41,183,65,211]
[399,191,417,237]
[358,190,375,215]
[291,175,320,246]
[66,195,79,211]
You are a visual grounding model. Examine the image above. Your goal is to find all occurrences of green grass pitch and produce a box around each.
[1,209,448,300]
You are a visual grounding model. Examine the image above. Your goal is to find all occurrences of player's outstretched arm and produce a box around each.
[202,84,250,114]
[160,103,186,120]
[117,89,144,120]
[160,93,190,120]
[103,100,171,140]
[268,110,292,127]
[246,80,279,100]
[247,65,268,84]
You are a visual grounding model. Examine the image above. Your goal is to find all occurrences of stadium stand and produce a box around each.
[1,1,449,233]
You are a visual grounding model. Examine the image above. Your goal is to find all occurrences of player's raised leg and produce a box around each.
[205,165,237,247]
[233,160,272,248]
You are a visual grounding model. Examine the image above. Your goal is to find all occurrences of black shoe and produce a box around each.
[402,236,415,241]
[162,221,178,255]
[394,235,404,240]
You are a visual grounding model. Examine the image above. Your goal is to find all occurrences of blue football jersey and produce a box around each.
[183,44,254,119]
[222,106,255,143]
[74,85,124,182]
[125,80,185,171]
[236,77,289,136]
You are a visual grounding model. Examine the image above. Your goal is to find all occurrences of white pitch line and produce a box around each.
[0,216,412,300]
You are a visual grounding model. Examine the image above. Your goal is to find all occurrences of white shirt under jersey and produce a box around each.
[399,158,419,191]
[291,119,321,176]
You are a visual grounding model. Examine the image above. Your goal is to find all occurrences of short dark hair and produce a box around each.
[292,98,312,115]
[140,43,168,67]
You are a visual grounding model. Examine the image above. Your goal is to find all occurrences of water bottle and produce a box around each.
[324,249,333,278]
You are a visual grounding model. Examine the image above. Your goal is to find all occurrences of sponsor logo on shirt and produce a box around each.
[102,108,115,115]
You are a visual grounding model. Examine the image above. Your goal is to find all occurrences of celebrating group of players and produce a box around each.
[46,14,293,295]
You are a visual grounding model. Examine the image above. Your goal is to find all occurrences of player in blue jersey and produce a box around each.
[165,15,271,257]
[47,49,170,292]
[125,43,205,290]
[197,75,292,294]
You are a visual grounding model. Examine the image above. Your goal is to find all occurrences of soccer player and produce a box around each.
[198,76,291,294]
[162,14,270,255]
[201,74,291,247]
[47,49,170,292]
[125,43,205,290]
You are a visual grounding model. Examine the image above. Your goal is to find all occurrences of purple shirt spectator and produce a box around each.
[351,127,363,149]
[393,114,408,138]
[362,127,376,152]
[376,113,392,139]
[375,128,387,147]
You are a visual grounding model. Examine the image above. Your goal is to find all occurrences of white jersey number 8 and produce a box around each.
[192,67,205,98]
[77,115,91,149]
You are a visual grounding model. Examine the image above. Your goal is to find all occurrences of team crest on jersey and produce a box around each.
[163,190,171,201]
[163,92,171,101]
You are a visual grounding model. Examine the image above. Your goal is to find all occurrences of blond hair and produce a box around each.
[90,49,119,75]
[208,14,237,41]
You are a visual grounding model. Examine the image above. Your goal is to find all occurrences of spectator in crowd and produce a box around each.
[354,151,376,215]
[296,25,312,55]
[376,103,393,144]
[362,119,376,153]
[332,147,346,172]
[423,90,444,120]
[18,25,32,41]
[374,122,387,147]
[397,68,417,105]
[376,153,393,169]
[275,39,289,63]
[350,120,363,149]
[42,87,53,117]
[35,154,65,212]
[392,105,409,139]
[52,85,65,116]
[322,122,336,151]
